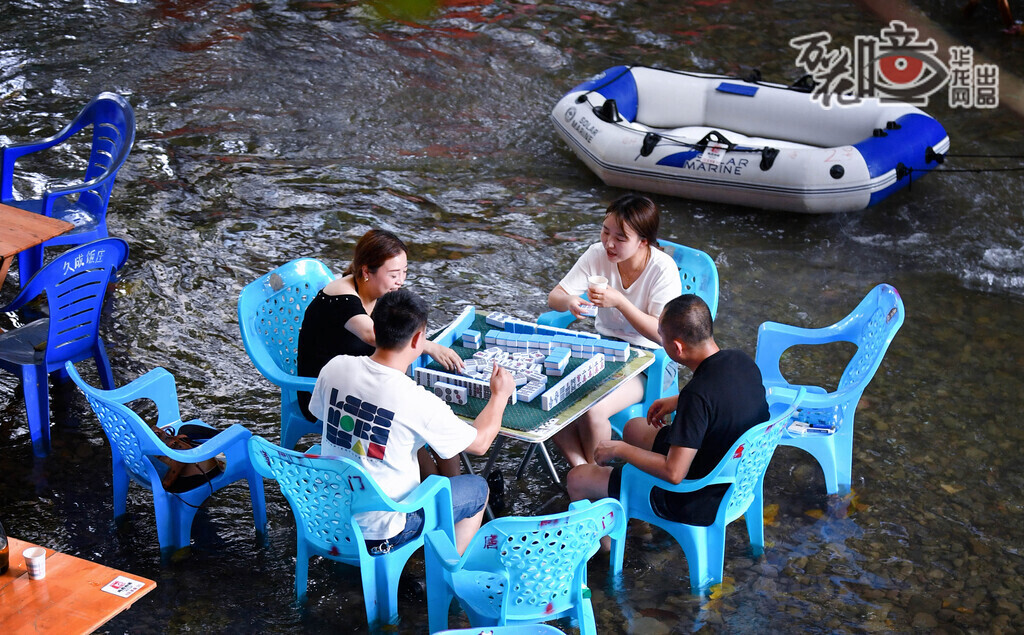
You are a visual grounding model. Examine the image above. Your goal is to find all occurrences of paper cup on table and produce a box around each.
[23,547,46,580]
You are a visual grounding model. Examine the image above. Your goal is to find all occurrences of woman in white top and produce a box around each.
[547,193,682,467]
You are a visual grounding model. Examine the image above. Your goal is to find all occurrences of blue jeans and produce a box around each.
[365,474,487,555]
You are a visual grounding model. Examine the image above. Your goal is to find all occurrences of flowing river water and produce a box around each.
[1,0,1023,632]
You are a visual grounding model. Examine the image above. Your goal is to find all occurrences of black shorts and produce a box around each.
[608,426,727,527]
[609,426,672,498]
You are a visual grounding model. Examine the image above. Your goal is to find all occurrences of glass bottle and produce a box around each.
[0,518,8,575]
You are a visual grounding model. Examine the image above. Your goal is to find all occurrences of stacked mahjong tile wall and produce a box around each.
[425,314,636,432]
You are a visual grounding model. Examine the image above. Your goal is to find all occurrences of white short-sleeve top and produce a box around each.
[558,242,682,348]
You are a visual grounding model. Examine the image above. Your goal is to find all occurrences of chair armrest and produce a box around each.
[537,308,577,329]
[399,474,456,537]
[68,364,185,425]
[755,320,845,386]
[242,343,316,393]
[393,474,452,513]
[424,529,462,571]
[275,373,317,393]
[757,319,854,346]
[154,423,252,464]
[106,367,186,424]
[2,123,93,197]
[568,499,592,512]
[620,463,733,496]
[0,279,42,313]
[39,167,117,201]
[786,383,858,410]
[641,348,671,409]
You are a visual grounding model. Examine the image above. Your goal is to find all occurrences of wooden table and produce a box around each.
[0,537,156,635]
[0,203,75,289]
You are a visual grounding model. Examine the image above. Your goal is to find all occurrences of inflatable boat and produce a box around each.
[551,65,950,213]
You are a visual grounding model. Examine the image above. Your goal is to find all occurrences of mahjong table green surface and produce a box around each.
[425,313,654,443]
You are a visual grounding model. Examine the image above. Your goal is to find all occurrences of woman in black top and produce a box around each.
[297,229,463,475]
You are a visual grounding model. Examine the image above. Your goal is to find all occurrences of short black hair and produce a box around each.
[371,288,428,350]
[660,294,713,346]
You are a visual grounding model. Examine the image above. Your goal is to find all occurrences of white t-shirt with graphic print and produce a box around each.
[309,355,476,540]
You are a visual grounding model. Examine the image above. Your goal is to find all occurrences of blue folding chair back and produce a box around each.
[66,362,267,560]
[0,237,128,455]
[755,283,905,495]
[537,239,719,435]
[425,498,626,634]
[615,388,805,594]
[1,93,135,282]
[238,258,334,449]
[248,435,456,629]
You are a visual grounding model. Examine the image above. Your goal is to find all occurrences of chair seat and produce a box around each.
[13,199,100,234]
[451,571,505,619]
[0,319,48,365]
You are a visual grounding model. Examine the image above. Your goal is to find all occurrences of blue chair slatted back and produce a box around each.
[44,240,129,365]
[720,393,801,523]
[0,238,128,455]
[836,285,905,392]
[3,238,128,366]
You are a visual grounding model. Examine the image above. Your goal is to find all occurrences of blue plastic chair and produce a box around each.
[248,435,457,628]
[437,626,565,634]
[755,283,905,496]
[66,362,268,560]
[425,498,626,634]
[537,240,719,435]
[0,237,128,456]
[614,388,805,594]
[238,258,335,450]
[1,93,135,283]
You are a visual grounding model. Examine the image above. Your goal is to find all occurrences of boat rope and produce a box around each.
[934,152,1024,159]
[897,158,1024,191]
[917,166,1024,174]
[919,147,1024,175]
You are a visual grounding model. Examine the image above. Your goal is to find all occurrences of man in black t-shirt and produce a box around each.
[567,294,769,526]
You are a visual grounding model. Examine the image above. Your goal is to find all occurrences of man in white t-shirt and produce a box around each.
[309,288,514,555]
